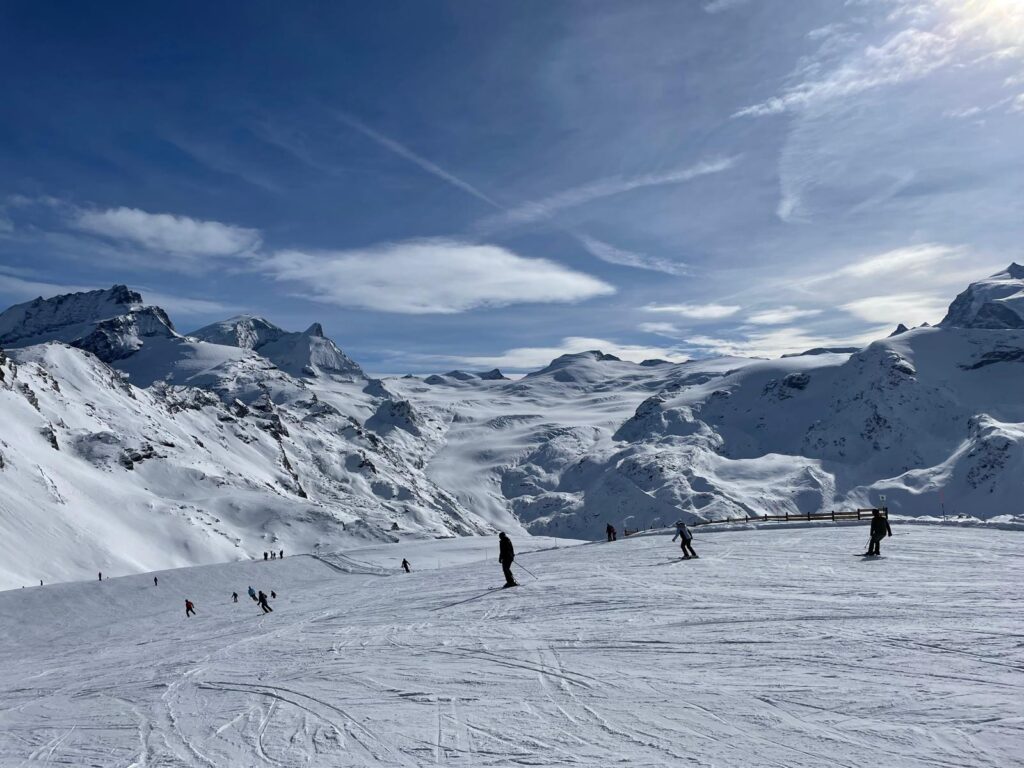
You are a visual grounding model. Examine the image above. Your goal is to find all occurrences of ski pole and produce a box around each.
[514,561,538,579]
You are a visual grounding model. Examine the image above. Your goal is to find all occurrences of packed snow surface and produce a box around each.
[1,525,1021,767]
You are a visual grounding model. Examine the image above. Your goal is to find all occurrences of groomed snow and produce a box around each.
[1,525,1020,766]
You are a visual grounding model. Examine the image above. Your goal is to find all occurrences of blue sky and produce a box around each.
[0,0,1022,372]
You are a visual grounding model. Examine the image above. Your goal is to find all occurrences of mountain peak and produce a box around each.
[304,322,324,337]
[940,264,1024,329]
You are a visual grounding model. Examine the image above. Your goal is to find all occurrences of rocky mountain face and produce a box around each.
[941,263,1024,329]
[190,316,364,379]
[1,266,1022,586]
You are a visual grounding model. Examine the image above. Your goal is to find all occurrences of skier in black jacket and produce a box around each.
[865,509,892,556]
[498,532,517,587]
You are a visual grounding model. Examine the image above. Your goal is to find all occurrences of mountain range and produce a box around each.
[0,265,1021,587]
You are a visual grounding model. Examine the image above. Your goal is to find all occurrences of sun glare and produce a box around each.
[942,0,1024,50]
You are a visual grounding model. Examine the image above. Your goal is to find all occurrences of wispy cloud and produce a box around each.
[682,325,889,359]
[334,111,502,210]
[841,292,948,326]
[643,302,741,320]
[746,306,823,325]
[703,0,750,14]
[476,157,739,233]
[71,206,261,258]
[575,235,690,276]
[260,239,615,314]
[835,242,962,278]
[736,28,954,118]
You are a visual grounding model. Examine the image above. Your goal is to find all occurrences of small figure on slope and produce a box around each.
[864,509,892,556]
[673,520,698,559]
[271,590,277,599]
[257,590,273,613]
[248,585,257,602]
[401,558,411,573]
[232,592,239,603]
[263,552,268,561]
[279,549,284,559]
[498,532,518,588]
[154,576,158,587]
[185,599,196,618]
[606,523,617,542]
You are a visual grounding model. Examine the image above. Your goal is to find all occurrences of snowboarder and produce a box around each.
[263,552,268,561]
[864,509,892,556]
[248,585,257,602]
[154,576,158,587]
[606,523,617,542]
[672,520,698,559]
[402,558,411,573]
[185,599,196,617]
[257,591,273,613]
[498,532,518,587]
[232,592,238,603]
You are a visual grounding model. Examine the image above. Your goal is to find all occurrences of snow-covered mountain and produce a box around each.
[1,266,1022,587]
[940,263,1024,329]
[191,315,363,379]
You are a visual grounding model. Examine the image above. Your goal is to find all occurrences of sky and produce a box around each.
[0,0,1022,373]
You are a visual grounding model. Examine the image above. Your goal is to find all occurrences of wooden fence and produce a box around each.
[622,508,887,536]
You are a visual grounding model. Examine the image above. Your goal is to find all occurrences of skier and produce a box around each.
[606,523,617,542]
[263,552,268,561]
[257,590,273,613]
[672,520,698,559]
[154,576,158,587]
[248,585,257,602]
[279,549,284,559]
[98,572,102,581]
[185,599,196,618]
[498,532,518,588]
[864,509,892,556]
[401,558,411,573]
[271,551,276,560]
[232,592,238,603]
[271,590,277,599]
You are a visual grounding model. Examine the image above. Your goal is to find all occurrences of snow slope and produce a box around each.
[0,525,1020,766]
[0,343,493,590]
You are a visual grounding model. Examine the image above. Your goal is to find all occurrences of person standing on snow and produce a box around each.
[672,520,698,559]
[263,552,268,561]
[185,599,196,617]
[248,585,257,602]
[279,549,284,559]
[606,523,617,542]
[498,532,518,587]
[401,558,411,573]
[865,509,892,556]
[232,592,239,603]
[154,576,158,587]
[257,591,273,613]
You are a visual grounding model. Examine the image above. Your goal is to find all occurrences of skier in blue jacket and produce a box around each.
[672,521,698,559]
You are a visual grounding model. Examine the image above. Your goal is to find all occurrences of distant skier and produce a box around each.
[98,572,102,581]
[402,558,411,573]
[185,599,196,618]
[672,520,698,559]
[263,552,268,561]
[606,523,617,542]
[271,590,277,599]
[271,551,276,560]
[248,585,257,602]
[232,592,238,603]
[258,590,273,613]
[498,532,518,588]
[864,509,892,556]
[279,549,284,559]
[154,576,158,587]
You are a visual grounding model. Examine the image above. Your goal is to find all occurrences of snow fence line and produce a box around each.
[622,515,1024,538]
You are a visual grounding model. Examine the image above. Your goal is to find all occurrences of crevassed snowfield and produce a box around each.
[2,525,1021,767]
